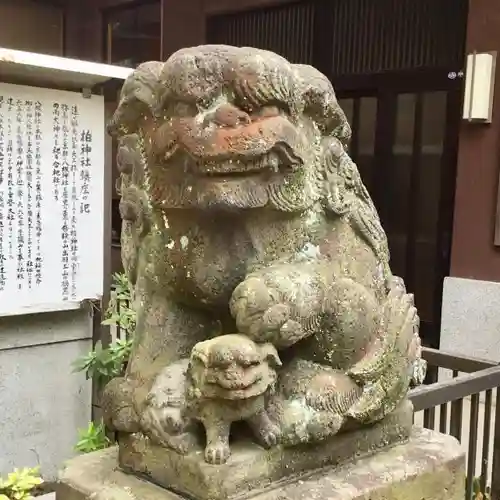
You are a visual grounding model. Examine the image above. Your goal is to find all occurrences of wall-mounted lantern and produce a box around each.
[463,51,497,123]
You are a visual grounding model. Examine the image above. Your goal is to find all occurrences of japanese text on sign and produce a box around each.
[0,82,104,315]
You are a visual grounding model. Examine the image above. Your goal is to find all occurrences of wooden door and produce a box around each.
[338,77,461,347]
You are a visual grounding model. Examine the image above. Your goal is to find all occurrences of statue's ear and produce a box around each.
[108,62,165,138]
[259,343,282,369]
[190,346,209,366]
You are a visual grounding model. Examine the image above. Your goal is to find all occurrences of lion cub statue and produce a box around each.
[141,334,282,465]
[186,334,282,464]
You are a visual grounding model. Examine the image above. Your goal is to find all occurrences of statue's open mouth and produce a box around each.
[205,372,271,400]
[196,142,303,179]
[215,373,263,391]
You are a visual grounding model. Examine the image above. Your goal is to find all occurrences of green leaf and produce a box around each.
[101,318,117,326]
[0,468,42,500]
[74,420,111,453]
[73,272,136,385]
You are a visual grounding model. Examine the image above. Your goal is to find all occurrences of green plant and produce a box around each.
[74,421,111,454]
[471,476,491,500]
[0,467,43,500]
[72,338,133,388]
[73,272,136,388]
[101,272,136,335]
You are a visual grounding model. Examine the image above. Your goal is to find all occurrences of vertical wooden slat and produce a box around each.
[439,402,448,433]
[404,92,423,294]
[335,0,347,75]
[480,389,493,493]
[367,1,386,73]
[358,0,369,73]
[450,370,463,441]
[423,407,435,430]
[491,388,500,500]
[312,0,332,76]
[423,363,438,430]
[466,393,480,500]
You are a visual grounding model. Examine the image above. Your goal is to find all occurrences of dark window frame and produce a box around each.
[101,0,161,66]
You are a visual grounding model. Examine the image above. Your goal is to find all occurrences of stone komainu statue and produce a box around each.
[102,44,426,478]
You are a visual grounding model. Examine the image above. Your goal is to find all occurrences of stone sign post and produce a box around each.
[59,45,464,500]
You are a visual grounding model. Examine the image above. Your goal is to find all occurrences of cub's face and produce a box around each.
[189,334,281,400]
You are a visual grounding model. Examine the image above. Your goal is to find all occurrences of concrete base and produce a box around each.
[58,427,465,500]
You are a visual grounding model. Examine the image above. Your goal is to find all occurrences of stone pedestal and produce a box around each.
[118,401,414,499]
[57,428,465,500]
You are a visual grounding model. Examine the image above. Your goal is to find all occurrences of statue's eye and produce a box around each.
[212,356,232,369]
[164,101,198,118]
[241,358,261,368]
[175,102,198,117]
[254,105,281,118]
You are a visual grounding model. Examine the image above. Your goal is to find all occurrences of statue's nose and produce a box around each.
[225,367,241,380]
[208,103,251,128]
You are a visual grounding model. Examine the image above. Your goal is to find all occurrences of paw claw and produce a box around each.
[261,425,281,448]
[205,443,231,465]
[254,421,281,449]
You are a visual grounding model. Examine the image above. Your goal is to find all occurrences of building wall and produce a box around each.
[0,0,63,56]
[451,0,500,281]
[440,0,500,359]
[0,310,92,480]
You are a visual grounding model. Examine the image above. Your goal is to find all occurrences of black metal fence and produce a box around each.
[409,348,500,499]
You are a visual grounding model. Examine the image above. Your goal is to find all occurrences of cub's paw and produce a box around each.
[204,442,231,465]
[166,431,199,455]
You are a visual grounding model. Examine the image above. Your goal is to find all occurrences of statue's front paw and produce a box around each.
[230,277,305,346]
[248,411,282,448]
[230,277,278,336]
[205,442,231,465]
[259,422,281,449]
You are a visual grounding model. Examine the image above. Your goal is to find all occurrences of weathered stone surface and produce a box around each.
[103,45,427,470]
[57,427,465,500]
[99,45,431,500]
[118,401,413,500]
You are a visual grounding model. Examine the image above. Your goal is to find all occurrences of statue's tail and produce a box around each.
[346,277,425,423]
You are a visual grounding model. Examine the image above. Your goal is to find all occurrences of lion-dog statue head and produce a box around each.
[108,46,354,212]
